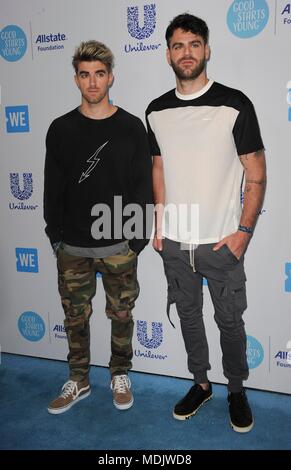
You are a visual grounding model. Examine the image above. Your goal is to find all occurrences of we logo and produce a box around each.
[5,105,30,132]
[285,263,291,292]
[16,248,39,273]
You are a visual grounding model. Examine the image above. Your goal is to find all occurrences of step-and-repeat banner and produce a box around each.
[1,0,290,393]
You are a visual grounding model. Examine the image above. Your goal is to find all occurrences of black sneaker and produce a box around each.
[228,389,254,433]
[173,383,213,420]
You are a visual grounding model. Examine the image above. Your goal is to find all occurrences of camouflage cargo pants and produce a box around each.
[57,243,139,382]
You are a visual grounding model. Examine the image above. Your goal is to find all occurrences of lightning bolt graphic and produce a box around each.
[78,140,109,183]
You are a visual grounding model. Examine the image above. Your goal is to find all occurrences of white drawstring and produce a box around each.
[189,244,198,272]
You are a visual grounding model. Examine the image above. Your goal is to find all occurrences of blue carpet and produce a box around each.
[0,353,290,450]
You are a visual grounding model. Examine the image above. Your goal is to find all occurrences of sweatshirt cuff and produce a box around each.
[129,238,149,255]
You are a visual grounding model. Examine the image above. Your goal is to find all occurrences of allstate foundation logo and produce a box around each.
[5,106,30,133]
[9,173,38,211]
[274,342,291,369]
[135,320,167,360]
[125,4,161,53]
[227,0,269,38]
[281,3,291,25]
[246,335,264,369]
[285,263,291,292]
[287,81,291,122]
[53,324,66,340]
[34,32,67,53]
[18,311,45,342]
[0,25,27,62]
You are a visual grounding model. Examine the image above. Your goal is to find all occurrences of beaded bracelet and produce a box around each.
[238,224,253,234]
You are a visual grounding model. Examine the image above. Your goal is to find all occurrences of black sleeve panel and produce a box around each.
[43,120,65,246]
[128,119,153,254]
[232,97,264,156]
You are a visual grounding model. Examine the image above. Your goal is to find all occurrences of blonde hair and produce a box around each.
[72,40,114,73]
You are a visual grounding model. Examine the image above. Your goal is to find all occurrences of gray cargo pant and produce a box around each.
[159,238,249,392]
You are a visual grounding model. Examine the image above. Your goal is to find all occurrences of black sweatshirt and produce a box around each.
[44,107,153,254]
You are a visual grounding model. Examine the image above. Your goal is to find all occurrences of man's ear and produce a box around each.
[205,44,211,61]
[74,75,80,89]
[166,48,171,66]
[109,72,114,87]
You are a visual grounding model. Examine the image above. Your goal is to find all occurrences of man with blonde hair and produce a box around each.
[44,40,152,414]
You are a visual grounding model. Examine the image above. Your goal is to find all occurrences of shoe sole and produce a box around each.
[113,396,134,410]
[47,388,91,415]
[230,419,254,433]
[173,393,213,421]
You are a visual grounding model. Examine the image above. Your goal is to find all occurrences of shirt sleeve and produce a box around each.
[43,120,65,246]
[128,118,153,254]
[232,96,264,156]
[145,108,161,157]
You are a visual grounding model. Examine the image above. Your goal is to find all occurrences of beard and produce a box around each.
[170,56,207,81]
[82,88,108,105]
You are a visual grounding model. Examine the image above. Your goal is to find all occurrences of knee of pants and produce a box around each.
[106,309,133,322]
[104,281,139,318]
[64,312,90,330]
[166,273,202,320]
[58,270,96,321]
[166,275,183,309]
[61,299,93,322]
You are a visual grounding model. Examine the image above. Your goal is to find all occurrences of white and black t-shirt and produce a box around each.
[146,80,264,245]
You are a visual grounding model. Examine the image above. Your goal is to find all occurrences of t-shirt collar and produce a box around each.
[175,79,214,100]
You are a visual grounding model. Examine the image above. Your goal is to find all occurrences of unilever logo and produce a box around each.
[125,4,161,53]
[137,320,162,348]
[246,335,264,369]
[287,81,291,122]
[0,25,27,62]
[135,320,167,360]
[9,173,38,211]
[227,0,269,38]
[10,173,33,200]
[127,4,156,39]
[18,311,45,342]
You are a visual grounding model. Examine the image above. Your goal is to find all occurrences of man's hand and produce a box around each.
[153,229,163,251]
[52,241,61,257]
[213,231,251,260]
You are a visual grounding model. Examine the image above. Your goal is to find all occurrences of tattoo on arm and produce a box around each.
[246,179,266,185]
[253,150,265,158]
[239,149,265,166]
[240,150,264,160]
